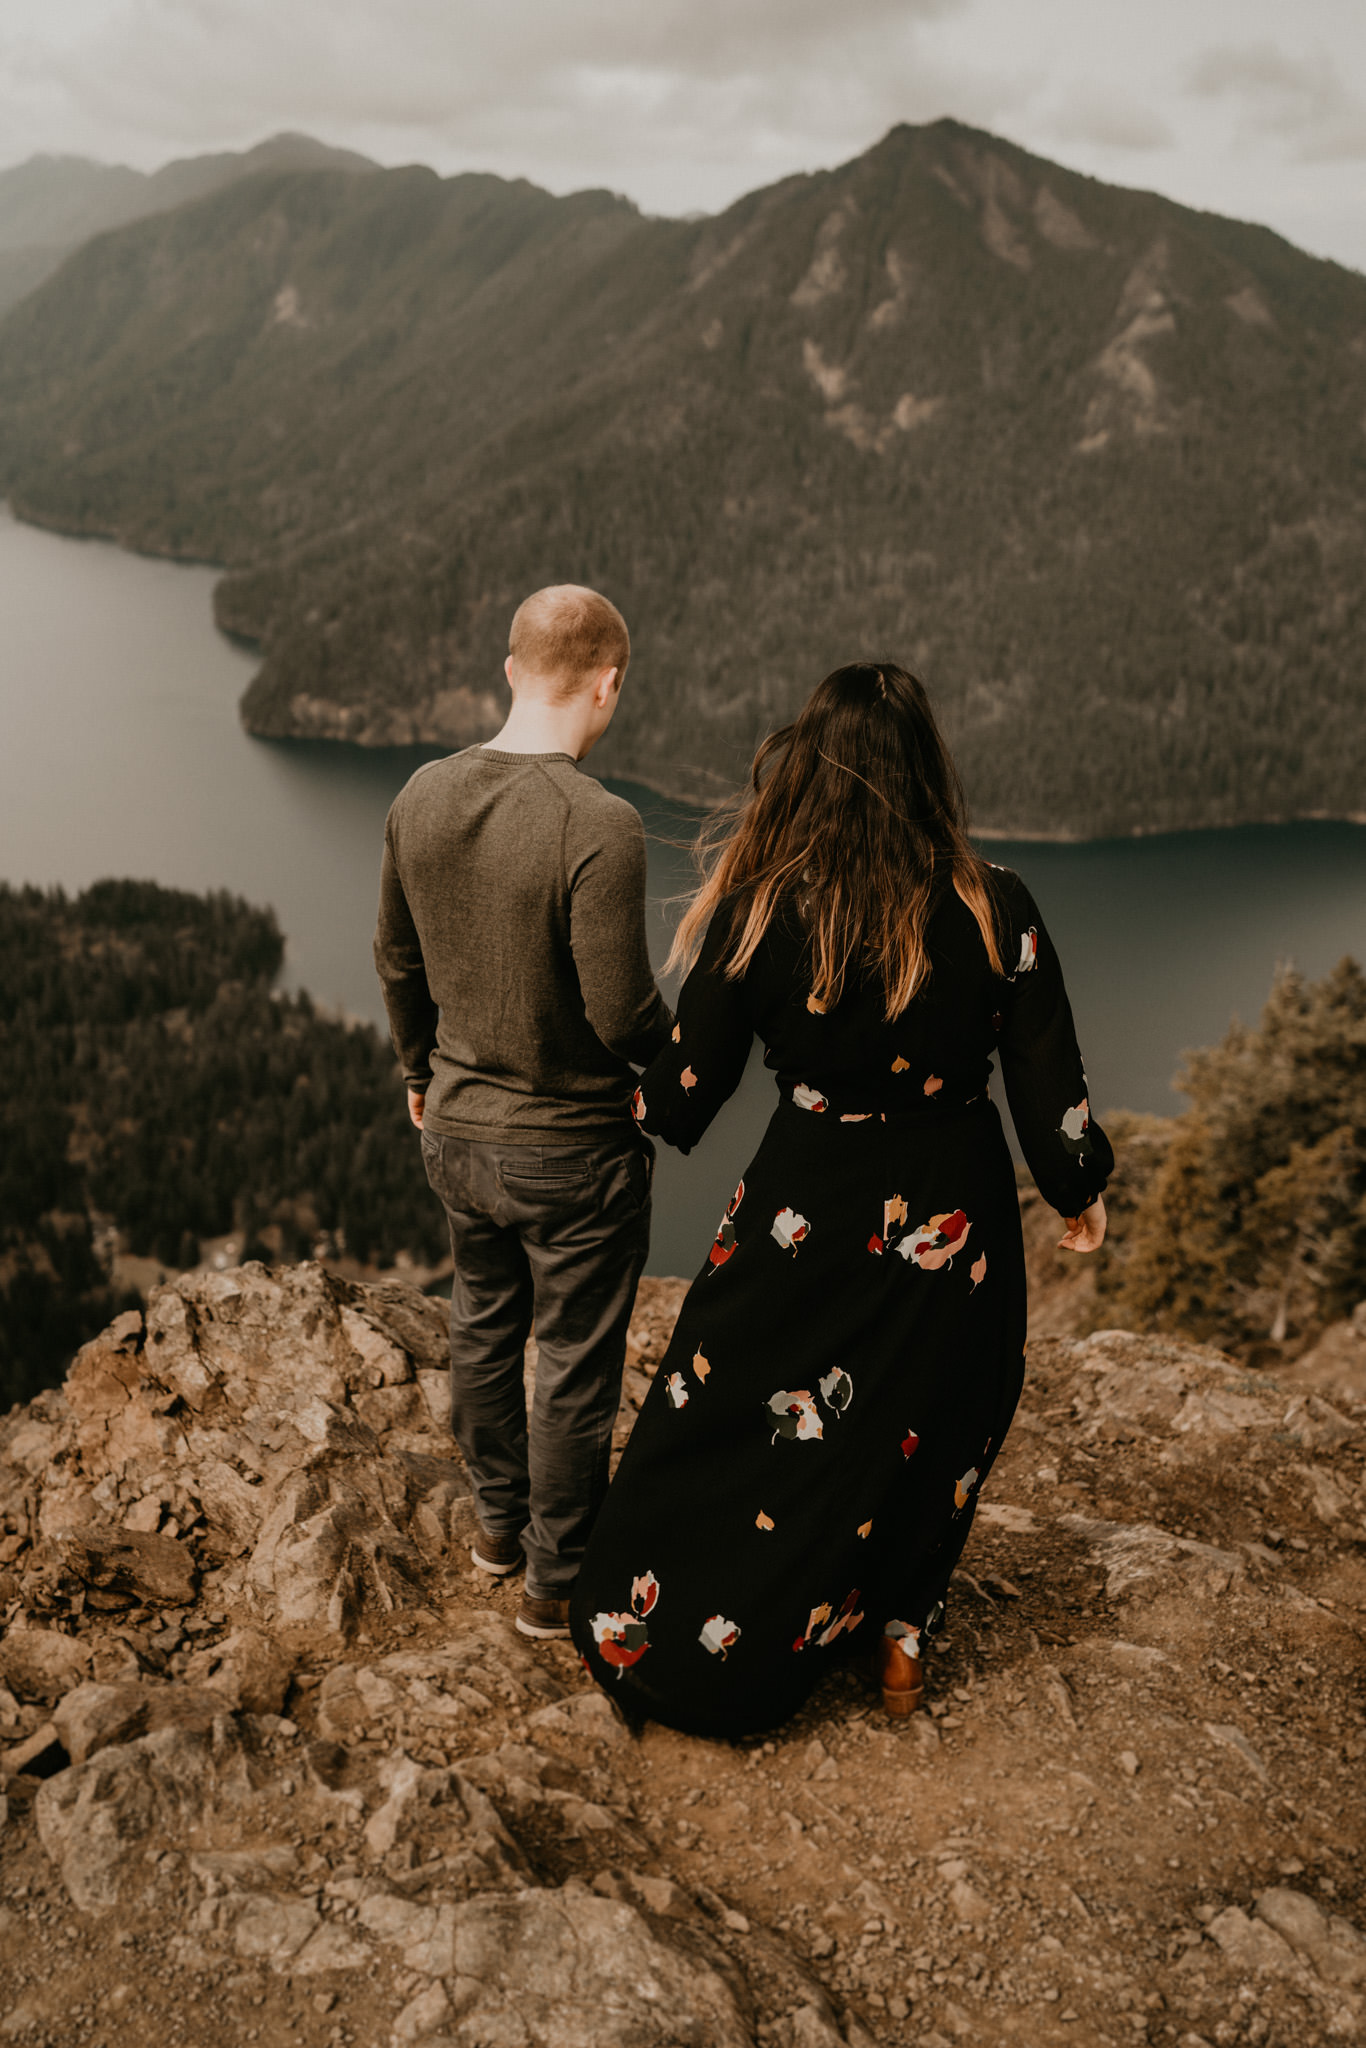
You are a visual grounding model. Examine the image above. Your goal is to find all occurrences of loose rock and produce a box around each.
[0,1262,1362,2048]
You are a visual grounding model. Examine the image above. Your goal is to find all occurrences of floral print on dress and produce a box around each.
[699,1614,741,1658]
[768,1389,823,1442]
[891,1055,911,1074]
[680,1065,698,1092]
[665,1372,689,1409]
[771,1207,811,1253]
[869,1190,910,1257]
[1059,1097,1093,1159]
[819,1365,853,1414]
[708,1180,745,1270]
[899,1209,971,1269]
[766,1365,852,1445]
[793,1587,864,1652]
[631,1086,646,1124]
[573,864,1113,1737]
[590,1571,659,1676]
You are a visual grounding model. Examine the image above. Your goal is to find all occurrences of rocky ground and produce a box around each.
[0,1243,1364,2048]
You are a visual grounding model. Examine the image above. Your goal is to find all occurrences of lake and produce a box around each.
[4,502,1366,1274]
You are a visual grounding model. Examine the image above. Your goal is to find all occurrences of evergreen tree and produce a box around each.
[0,879,444,1409]
[1113,960,1366,1349]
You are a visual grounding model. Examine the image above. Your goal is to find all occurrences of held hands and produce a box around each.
[1057,1194,1106,1254]
[407,1087,426,1130]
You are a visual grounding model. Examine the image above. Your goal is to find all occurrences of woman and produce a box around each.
[569,663,1111,1736]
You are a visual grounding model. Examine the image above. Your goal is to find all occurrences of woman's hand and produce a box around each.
[1057,1195,1106,1253]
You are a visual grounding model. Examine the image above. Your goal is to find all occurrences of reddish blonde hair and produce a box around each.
[508,584,629,697]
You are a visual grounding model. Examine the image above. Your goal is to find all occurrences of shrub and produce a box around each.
[1113,959,1366,1350]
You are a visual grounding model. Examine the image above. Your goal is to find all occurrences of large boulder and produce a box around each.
[35,1716,257,1911]
[12,1264,468,1638]
[415,1882,757,2048]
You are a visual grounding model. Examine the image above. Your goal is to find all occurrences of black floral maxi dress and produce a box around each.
[569,868,1113,1737]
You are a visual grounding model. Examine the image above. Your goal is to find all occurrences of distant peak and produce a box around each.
[239,132,378,170]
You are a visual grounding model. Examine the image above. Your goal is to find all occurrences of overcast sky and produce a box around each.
[4,0,1365,271]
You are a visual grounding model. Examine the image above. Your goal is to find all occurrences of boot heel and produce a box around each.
[878,1635,924,1717]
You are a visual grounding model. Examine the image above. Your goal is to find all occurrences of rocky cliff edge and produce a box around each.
[1,1262,1364,2048]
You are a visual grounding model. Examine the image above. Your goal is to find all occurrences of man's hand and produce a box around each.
[1058,1195,1106,1253]
[407,1087,426,1130]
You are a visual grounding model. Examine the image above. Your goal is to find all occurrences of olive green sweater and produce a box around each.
[374,748,672,1142]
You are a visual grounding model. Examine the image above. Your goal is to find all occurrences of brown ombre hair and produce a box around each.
[667,662,1003,1017]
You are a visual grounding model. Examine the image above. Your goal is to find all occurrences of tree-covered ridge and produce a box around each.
[0,133,377,320]
[0,879,442,1409]
[0,121,1363,837]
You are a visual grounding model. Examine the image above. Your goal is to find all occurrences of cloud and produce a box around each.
[1044,86,1175,154]
[0,0,996,213]
[1188,39,1366,162]
[8,0,1362,278]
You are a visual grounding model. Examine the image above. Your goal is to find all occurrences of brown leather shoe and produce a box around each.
[470,1527,524,1576]
[515,1594,571,1639]
[877,1631,925,1717]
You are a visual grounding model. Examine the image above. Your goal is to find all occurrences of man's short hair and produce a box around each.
[508,585,630,696]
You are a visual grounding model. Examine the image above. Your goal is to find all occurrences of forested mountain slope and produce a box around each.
[1,120,1364,836]
[0,134,376,319]
[0,880,442,1407]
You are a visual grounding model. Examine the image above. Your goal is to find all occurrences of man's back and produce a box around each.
[375,745,669,1140]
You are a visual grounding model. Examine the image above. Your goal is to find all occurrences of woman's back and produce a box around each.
[572,660,1111,1736]
[637,865,1102,1218]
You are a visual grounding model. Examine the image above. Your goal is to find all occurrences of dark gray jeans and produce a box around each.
[420,1124,653,1597]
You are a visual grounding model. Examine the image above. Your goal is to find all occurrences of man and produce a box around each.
[374,585,671,1638]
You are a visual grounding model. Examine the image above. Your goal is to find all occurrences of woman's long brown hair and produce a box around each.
[667,662,1003,1017]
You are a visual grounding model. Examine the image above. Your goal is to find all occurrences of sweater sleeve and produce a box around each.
[567,798,674,1067]
[373,816,439,1091]
[995,875,1114,1216]
[632,905,753,1154]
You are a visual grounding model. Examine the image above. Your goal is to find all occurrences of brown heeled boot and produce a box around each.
[876,1632,925,1717]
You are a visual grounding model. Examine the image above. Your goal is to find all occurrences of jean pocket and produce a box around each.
[499,1162,591,1191]
[421,1131,477,1211]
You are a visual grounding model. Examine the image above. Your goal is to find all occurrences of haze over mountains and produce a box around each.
[0,121,1363,837]
[0,134,376,319]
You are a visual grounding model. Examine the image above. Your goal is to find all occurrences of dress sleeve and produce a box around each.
[995,876,1114,1216]
[631,905,754,1154]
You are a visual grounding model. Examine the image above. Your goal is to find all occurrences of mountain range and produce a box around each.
[0,134,376,320]
[0,120,1363,836]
